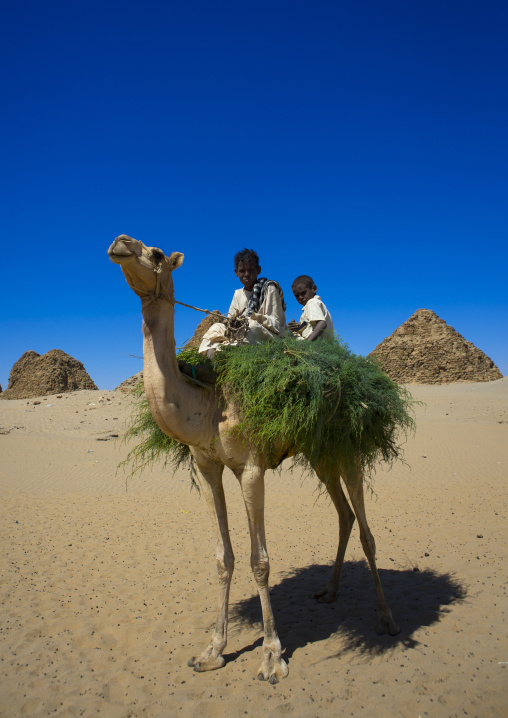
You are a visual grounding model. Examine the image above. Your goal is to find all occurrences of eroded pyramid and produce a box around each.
[116,371,143,393]
[184,311,225,348]
[2,349,98,399]
[370,309,502,384]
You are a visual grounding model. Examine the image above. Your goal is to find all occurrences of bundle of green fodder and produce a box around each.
[121,336,415,483]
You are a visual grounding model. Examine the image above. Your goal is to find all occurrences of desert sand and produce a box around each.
[0,379,507,717]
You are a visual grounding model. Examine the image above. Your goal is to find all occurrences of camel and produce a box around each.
[108,234,400,684]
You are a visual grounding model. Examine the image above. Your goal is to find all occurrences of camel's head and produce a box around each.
[108,234,184,301]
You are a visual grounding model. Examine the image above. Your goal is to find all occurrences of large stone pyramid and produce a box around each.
[2,349,98,399]
[370,309,502,384]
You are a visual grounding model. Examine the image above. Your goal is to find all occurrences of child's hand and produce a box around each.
[287,320,300,332]
[250,312,270,327]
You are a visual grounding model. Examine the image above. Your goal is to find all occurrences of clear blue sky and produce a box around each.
[1,0,506,390]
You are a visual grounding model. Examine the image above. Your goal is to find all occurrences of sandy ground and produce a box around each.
[0,379,507,718]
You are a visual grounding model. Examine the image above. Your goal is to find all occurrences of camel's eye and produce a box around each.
[151,248,165,263]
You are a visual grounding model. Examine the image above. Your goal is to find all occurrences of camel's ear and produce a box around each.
[167,252,184,271]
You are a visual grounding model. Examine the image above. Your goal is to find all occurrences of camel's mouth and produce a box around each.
[108,249,134,264]
[108,239,138,264]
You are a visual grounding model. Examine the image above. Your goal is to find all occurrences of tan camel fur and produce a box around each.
[108,234,399,684]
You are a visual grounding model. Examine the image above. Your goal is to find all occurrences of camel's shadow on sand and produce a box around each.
[226,561,467,662]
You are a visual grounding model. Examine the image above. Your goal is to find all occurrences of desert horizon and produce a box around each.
[1,305,504,402]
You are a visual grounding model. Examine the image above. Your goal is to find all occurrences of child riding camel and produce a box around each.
[287,275,333,341]
[198,248,286,357]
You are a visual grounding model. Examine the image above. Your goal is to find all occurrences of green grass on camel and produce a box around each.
[120,335,415,484]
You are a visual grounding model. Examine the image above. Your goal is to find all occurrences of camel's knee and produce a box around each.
[216,551,235,584]
[251,554,270,588]
[340,508,355,535]
[360,529,376,558]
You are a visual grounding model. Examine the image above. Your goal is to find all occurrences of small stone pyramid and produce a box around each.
[116,371,143,393]
[184,311,225,348]
[2,349,98,399]
[370,309,502,384]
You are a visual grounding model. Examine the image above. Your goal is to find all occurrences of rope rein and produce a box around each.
[148,261,226,319]
[174,299,223,316]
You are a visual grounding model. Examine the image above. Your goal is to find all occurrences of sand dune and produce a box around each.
[0,380,507,717]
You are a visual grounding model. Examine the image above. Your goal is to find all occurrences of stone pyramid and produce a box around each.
[184,311,225,348]
[370,309,502,384]
[2,349,98,400]
[116,371,143,393]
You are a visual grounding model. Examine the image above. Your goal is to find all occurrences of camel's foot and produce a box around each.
[314,582,338,603]
[375,608,400,636]
[256,642,289,684]
[188,643,226,673]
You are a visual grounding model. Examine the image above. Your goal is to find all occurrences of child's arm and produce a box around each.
[249,285,286,334]
[300,297,330,341]
[306,320,327,341]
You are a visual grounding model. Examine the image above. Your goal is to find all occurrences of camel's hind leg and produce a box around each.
[313,465,356,602]
[343,465,400,636]
[188,456,233,672]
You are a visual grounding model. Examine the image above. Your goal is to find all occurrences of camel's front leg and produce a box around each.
[236,464,289,684]
[188,458,233,672]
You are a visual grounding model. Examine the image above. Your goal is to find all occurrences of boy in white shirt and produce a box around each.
[287,275,333,341]
[198,248,286,356]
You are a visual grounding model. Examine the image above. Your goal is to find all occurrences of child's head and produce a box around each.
[292,275,317,306]
[234,248,261,291]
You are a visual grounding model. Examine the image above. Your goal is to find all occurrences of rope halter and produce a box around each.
[139,250,175,307]
[152,259,175,305]
[143,248,226,319]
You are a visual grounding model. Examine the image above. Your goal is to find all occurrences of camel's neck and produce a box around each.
[141,299,209,446]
